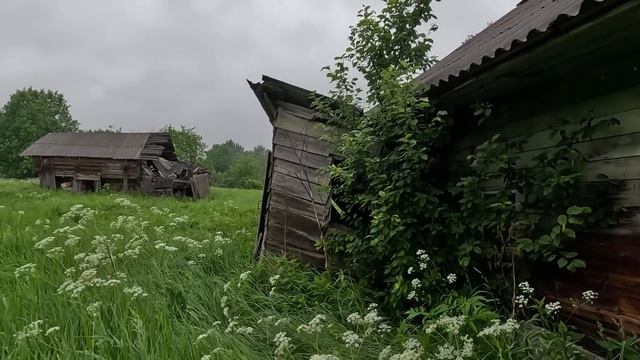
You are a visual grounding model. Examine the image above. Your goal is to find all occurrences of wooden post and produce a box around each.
[122,166,128,192]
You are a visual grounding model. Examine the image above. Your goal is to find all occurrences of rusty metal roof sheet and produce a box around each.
[21,132,154,159]
[417,0,613,89]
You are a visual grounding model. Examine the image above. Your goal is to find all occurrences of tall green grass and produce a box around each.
[1,180,630,359]
[0,180,384,359]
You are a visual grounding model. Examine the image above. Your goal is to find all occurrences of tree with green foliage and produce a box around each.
[0,88,79,178]
[205,140,246,174]
[205,140,267,189]
[161,125,207,164]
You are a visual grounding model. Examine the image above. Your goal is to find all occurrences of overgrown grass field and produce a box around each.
[2,180,633,359]
[0,180,383,359]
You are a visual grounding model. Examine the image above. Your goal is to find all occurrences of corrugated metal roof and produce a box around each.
[21,132,154,159]
[417,0,612,89]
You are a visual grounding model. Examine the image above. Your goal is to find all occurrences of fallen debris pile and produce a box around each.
[141,157,211,199]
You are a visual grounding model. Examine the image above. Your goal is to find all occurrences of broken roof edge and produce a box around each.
[418,0,624,95]
[248,75,362,126]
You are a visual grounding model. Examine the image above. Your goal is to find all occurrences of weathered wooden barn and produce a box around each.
[248,76,344,267]
[251,0,640,336]
[417,0,640,335]
[21,132,210,199]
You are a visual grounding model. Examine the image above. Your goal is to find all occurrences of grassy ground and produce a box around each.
[2,180,628,359]
[0,180,382,359]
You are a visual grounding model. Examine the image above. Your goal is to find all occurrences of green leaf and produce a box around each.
[557,215,567,226]
[557,258,568,268]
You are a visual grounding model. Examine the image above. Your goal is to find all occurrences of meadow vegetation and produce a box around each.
[1,179,633,359]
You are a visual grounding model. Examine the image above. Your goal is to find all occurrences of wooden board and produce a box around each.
[272,159,330,186]
[273,145,332,170]
[273,128,333,157]
[274,110,327,139]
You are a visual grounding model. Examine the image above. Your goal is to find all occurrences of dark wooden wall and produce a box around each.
[448,78,640,334]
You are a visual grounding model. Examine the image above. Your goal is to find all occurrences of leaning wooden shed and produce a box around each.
[21,132,210,199]
[417,0,640,334]
[248,76,344,267]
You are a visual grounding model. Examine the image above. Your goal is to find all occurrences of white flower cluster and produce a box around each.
[123,285,148,300]
[310,355,340,360]
[424,315,466,335]
[433,335,474,360]
[515,281,534,308]
[346,304,390,335]
[383,338,424,360]
[582,290,599,304]
[237,270,252,287]
[478,318,519,337]
[297,314,327,335]
[274,332,294,358]
[13,320,45,342]
[411,279,421,289]
[446,273,457,284]
[14,263,36,280]
[114,197,140,209]
[195,322,222,343]
[417,249,429,270]
[341,330,362,349]
[545,301,562,315]
[86,301,102,317]
[168,214,190,227]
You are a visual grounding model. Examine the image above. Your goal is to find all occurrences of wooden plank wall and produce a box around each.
[260,100,335,267]
[449,84,640,333]
[33,157,140,180]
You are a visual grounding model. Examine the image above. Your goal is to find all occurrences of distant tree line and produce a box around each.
[204,140,267,190]
[0,87,267,189]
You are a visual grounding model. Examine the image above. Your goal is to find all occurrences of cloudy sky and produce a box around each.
[0,0,517,148]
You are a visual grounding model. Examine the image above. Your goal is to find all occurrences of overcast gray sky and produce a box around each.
[0,0,517,148]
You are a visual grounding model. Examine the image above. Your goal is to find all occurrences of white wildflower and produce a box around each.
[46,247,64,258]
[13,320,44,342]
[15,263,36,280]
[310,355,340,360]
[424,315,466,335]
[518,281,534,295]
[379,346,393,360]
[545,301,562,315]
[275,318,289,326]
[34,236,55,249]
[274,332,294,357]
[388,338,424,360]
[45,326,60,336]
[201,355,212,360]
[582,290,599,304]
[123,285,148,300]
[478,318,519,337]
[407,290,417,301]
[341,331,362,349]
[407,267,414,275]
[297,315,327,334]
[269,274,281,286]
[86,302,102,317]
[236,326,254,335]
[187,260,197,266]
[411,279,421,289]
[446,273,457,284]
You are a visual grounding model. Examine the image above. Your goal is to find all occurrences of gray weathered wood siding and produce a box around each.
[258,101,335,267]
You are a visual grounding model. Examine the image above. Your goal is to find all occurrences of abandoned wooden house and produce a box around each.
[248,76,344,267]
[418,0,640,335]
[251,0,640,335]
[21,132,210,199]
